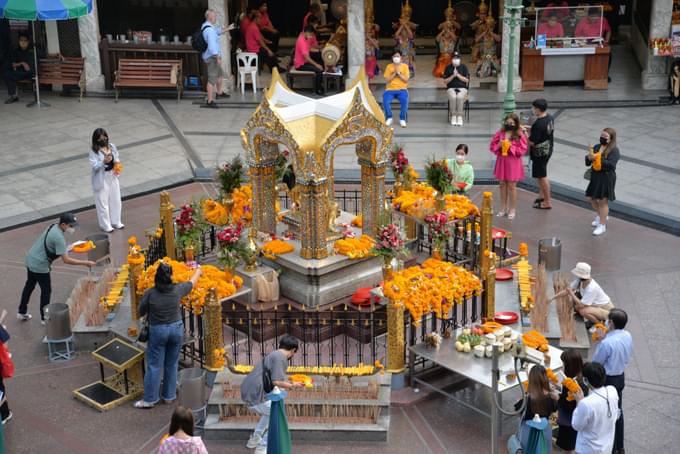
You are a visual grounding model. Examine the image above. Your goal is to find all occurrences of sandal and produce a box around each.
[533,198,544,205]
[533,203,552,210]
[507,211,516,220]
[134,400,156,409]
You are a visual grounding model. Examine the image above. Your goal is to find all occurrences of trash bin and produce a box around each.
[85,233,110,263]
[538,238,561,271]
[178,367,206,411]
[44,303,72,341]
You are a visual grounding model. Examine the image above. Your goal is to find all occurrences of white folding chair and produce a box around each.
[237,52,258,94]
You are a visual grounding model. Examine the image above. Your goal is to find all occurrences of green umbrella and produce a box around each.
[0,0,93,107]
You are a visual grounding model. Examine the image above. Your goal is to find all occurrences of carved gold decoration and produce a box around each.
[386,302,405,373]
[159,191,176,260]
[480,192,496,319]
[204,288,225,372]
[127,259,143,337]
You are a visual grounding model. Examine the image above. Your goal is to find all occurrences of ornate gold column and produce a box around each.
[299,179,329,260]
[480,192,496,319]
[204,288,224,372]
[386,302,405,372]
[127,260,143,337]
[478,191,493,269]
[359,158,386,236]
[159,191,176,260]
[250,161,277,235]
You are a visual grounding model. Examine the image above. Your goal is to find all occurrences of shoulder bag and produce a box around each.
[137,316,149,343]
[256,272,280,303]
[532,140,551,158]
[583,168,592,180]
[262,358,274,393]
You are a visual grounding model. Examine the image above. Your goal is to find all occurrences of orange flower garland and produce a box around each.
[563,377,582,401]
[72,240,96,253]
[113,162,123,175]
[262,239,295,260]
[202,185,253,226]
[231,364,378,376]
[383,258,481,323]
[334,235,375,259]
[137,258,243,314]
[546,368,559,385]
[591,322,608,341]
[592,152,602,171]
[522,330,549,352]
[351,214,363,227]
[392,183,479,221]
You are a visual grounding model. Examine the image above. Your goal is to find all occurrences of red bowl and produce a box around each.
[495,311,519,325]
[495,268,513,281]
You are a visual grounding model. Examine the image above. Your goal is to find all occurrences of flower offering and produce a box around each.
[334,235,375,259]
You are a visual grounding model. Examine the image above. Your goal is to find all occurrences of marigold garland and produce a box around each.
[522,330,549,352]
[334,235,375,259]
[202,185,253,226]
[72,240,96,253]
[261,239,295,260]
[546,368,559,384]
[563,377,582,401]
[383,258,481,323]
[351,214,363,228]
[392,183,479,221]
[231,364,378,376]
[137,258,243,314]
[591,322,608,341]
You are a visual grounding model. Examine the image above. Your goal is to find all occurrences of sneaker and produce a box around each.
[205,101,219,109]
[113,224,125,230]
[592,224,606,236]
[2,411,12,425]
[399,120,407,128]
[385,118,393,126]
[246,432,263,449]
[255,445,267,454]
[40,319,46,326]
[17,313,32,321]
[591,216,608,227]
[4,95,18,104]
[450,117,456,126]
[457,115,463,126]
[133,400,156,409]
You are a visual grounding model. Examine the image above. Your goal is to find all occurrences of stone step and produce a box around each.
[203,413,390,442]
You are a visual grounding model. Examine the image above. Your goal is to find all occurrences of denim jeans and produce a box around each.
[143,320,183,403]
[250,400,271,447]
[382,89,409,121]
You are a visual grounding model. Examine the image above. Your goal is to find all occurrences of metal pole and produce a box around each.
[502,0,523,117]
[27,21,49,108]
[491,343,501,454]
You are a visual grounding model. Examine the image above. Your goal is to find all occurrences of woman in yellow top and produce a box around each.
[382,50,410,128]
[585,128,620,236]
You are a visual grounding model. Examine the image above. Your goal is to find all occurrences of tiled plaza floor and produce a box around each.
[0,182,678,453]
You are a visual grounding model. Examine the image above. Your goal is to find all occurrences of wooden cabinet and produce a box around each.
[521,48,545,91]
[520,46,610,91]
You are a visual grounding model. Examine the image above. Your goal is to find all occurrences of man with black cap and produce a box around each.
[442,51,469,126]
[528,98,554,210]
[17,213,95,324]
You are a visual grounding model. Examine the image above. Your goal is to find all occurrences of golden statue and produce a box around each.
[475,16,501,78]
[436,0,461,43]
[434,0,461,77]
[471,0,490,63]
[393,0,417,75]
[326,186,340,234]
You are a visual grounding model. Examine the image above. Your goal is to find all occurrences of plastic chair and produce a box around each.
[237,52,258,94]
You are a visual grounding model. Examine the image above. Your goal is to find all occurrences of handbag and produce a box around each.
[583,167,592,180]
[262,358,274,393]
[137,317,149,343]
[256,272,280,303]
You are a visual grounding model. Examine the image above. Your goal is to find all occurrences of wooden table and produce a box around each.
[521,46,610,91]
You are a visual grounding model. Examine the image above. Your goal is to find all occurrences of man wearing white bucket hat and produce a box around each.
[554,262,615,328]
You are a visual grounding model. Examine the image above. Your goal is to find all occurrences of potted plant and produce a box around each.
[216,223,246,275]
[424,211,452,260]
[216,156,244,222]
[390,144,409,196]
[425,158,453,210]
[175,203,205,262]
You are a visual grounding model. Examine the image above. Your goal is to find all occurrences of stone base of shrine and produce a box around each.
[261,211,383,308]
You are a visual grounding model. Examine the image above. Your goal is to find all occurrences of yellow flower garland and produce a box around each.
[351,214,363,228]
[334,235,375,259]
[231,363,378,376]
[202,185,253,226]
[72,240,96,253]
[383,258,482,323]
[261,239,294,260]
[392,183,479,221]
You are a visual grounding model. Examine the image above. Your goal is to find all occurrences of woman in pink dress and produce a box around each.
[490,112,528,219]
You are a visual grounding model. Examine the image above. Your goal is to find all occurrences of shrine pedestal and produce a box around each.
[261,211,383,308]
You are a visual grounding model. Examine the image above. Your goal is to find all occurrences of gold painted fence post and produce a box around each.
[160,191,176,260]
[386,301,405,373]
[480,192,496,320]
[204,288,224,372]
[478,191,493,270]
[127,259,143,337]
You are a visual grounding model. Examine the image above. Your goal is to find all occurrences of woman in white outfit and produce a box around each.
[89,128,123,233]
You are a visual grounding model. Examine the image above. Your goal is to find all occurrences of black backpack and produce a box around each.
[262,358,274,393]
[192,24,210,52]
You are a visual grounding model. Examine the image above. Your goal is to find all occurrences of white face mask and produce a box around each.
[456,154,466,163]
[66,227,75,235]
[392,57,401,64]
[453,59,461,66]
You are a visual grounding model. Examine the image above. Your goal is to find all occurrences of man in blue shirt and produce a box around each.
[592,308,632,454]
[202,9,226,108]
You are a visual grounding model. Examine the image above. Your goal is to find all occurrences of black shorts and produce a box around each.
[531,155,550,178]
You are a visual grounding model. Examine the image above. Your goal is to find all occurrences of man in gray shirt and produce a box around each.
[240,335,302,453]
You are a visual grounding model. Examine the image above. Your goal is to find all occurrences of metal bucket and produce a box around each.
[538,238,562,271]
[44,303,72,340]
[85,233,109,263]
[178,367,206,410]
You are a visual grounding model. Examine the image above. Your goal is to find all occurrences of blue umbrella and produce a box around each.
[0,0,93,107]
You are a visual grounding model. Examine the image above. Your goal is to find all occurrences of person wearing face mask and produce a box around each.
[571,362,619,454]
[585,127,619,236]
[382,50,410,128]
[442,52,470,127]
[89,128,123,233]
[592,309,632,454]
[489,113,528,220]
[445,144,474,194]
[17,213,95,324]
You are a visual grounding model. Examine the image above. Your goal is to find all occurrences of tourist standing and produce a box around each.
[89,128,123,233]
[17,213,95,323]
[445,144,474,194]
[241,335,303,454]
[489,112,528,219]
[515,365,558,452]
[572,362,619,454]
[383,50,410,128]
[135,263,202,409]
[528,98,554,210]
[585,127,620,236]
[159,406,209,454]
[294,26,324,95]
[592,309,632,454]
[0,323,12,425]
[556,349,588,454]
[202,9,225,108]
[442,52,469,126]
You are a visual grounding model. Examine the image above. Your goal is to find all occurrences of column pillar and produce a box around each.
[160,191,176,260]
[347,0,366,80]
[250,160,278,235]
[359,159,386,237]
[386,302,405,373]
[299,178,329,260]
[497,1,523,94]
[204,288,225,372]
[641,0,673,90]
[77,0,105,91]
[209,0,235,93]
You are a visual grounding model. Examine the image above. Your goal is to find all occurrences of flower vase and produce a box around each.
[435,192,446,211]
[184,244,195,262]
[393,174,403,197]
[223,193,235,224]
[432,243,444,260]
[224,265,236,280]
[244,229,259,272]
[382,256,394,281]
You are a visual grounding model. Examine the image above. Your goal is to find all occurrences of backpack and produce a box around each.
[192,24,211,53]
[0,343,14,379]
[262,358,274,394]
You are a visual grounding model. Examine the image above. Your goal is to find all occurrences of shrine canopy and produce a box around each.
[263,68,385,152]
